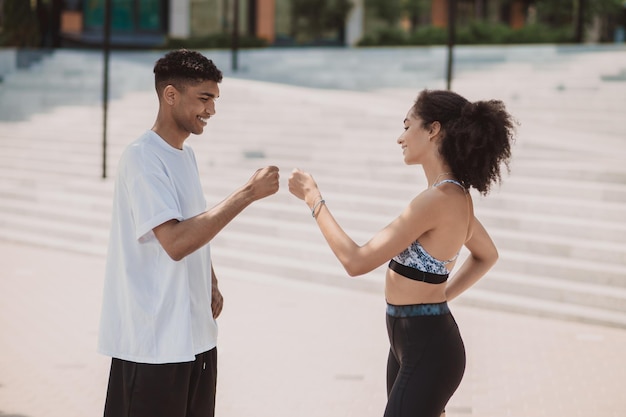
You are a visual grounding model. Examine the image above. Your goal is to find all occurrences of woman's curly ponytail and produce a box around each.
[412,90,516,195]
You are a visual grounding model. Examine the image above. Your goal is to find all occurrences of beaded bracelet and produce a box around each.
[311,198,326,218]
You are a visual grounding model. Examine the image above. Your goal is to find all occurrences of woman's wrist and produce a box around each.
[310,196,326,218]
[305,192,322,208]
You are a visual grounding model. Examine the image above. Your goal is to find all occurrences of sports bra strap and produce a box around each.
[433,179,465,189]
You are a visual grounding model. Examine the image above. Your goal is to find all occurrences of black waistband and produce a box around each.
[388,259,448,284]
[386,301,450,317]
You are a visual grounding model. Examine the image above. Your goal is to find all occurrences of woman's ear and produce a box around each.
[429,121,442,139]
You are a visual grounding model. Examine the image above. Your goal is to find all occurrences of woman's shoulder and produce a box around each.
[414,183,465,203]
[405,187,451,221]
[409,184,472,223]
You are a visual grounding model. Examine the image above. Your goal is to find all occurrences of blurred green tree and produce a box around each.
[291,0,353,43]
[365,0,403,26]
[0,0,41,46]
[403,0,431,32]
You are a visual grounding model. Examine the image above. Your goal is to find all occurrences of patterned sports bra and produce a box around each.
[388,179,465,284]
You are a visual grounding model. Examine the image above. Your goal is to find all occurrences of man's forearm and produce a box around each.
[156,184,254,261]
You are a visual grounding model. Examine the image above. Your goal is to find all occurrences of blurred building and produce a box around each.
[57,0,527,47]
[57,0,281,47]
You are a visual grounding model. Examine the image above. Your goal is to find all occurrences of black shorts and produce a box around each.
[385,303,466,417]
[104,348,217,417]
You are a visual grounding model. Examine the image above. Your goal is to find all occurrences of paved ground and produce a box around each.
[1,45,626,417]
[2,241,626,417]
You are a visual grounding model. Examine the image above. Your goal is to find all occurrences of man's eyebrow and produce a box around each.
[199,92,218,99]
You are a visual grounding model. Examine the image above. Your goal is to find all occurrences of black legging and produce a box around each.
[384,302,466,417]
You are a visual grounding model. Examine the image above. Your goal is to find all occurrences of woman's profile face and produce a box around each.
[397,110,431,165]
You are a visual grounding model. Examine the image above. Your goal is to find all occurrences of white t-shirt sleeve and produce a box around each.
[129,171,184,242]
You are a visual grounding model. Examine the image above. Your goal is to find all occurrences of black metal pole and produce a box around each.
[575,0,586,43]
[102,0,111,179]
[232,0,239,71]
[445,0,457,91]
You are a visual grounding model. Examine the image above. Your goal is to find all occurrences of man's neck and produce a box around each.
[151,124,187,150]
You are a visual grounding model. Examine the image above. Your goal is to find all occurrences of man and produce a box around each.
[98,49,279,417]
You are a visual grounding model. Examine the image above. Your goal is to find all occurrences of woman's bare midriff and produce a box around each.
[385,268,448,305]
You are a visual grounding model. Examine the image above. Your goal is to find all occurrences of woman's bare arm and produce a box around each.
[289,169,440,276]
[445,217,498,301]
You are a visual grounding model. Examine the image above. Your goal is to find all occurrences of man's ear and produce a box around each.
[162,85,177,106]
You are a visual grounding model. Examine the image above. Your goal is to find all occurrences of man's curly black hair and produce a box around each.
[153,49,223,94]
[411,89,517,195]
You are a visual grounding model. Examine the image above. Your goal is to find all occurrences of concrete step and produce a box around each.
[479,208,626,244]
[210,260,626,330]
[489,228,626,265]
[483,192,626,222]
[0,190,111,228]
[211,244,384,294]
[457,288,626,329]
[211,197,626,265]
[493,250,626,287]
[501,176,626,203]
[509,158,626,184]
[0,227,105,257]
[0,154,102,177]
[1,47,626,331]
[214,255,626,331]
[0,209,109,250]
[3,195,625,329]
[474,270,626,313]
[205,178,626,245]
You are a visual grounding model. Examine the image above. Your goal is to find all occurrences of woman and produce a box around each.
[288,89,516,417]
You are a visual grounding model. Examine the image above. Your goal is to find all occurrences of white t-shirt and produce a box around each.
[98,130,217,364]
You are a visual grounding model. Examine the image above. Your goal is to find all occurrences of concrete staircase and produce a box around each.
[0,46,625,328]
